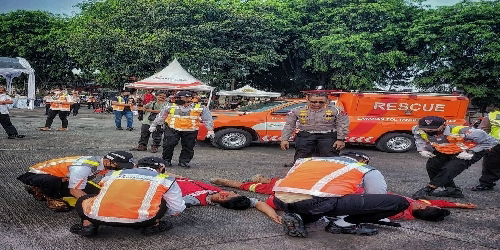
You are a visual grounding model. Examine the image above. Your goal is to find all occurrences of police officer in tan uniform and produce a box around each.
[280,92,349,166]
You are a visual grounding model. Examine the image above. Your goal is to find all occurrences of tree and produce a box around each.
[67,0,284,88]
[0,10,79,89]
[407,0,500,104]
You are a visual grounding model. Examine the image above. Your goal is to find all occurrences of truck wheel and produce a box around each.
[375,133,415,153]
[212,128,252,150]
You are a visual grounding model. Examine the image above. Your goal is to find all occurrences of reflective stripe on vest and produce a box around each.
[112,96,125,111]
[50,95,71,111]
[29,156,85,177]
[489,111,500,139]
[419,126,478,154]
[272,157,374,197]
[85,169,174,223]
[166,103,203,131]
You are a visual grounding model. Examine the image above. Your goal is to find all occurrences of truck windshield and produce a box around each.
[239,101,285,112]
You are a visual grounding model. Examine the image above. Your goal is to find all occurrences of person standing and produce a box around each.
[472,102,500,191]
[131,92,168,153]
[41,87,73,131]
[70,91,81,116]
[112,89,134,131]
[0,86,25,139]
[411,116,499,199]
[70,157,185,237]
[280,92,349,167]
[149,91,214,168]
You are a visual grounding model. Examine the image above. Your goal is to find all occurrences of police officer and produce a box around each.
[412,116,499,199]
[280,92,349,166]
[473,102,500,191]
[149,90,214,168]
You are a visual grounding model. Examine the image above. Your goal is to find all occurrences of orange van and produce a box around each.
[197,91,469,152]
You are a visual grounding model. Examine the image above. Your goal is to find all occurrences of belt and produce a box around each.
[302,130,335,134]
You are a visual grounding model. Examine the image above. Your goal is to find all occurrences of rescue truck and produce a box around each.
[197,91,469,152]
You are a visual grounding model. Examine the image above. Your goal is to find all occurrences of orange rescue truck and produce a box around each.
[197,91,469,152]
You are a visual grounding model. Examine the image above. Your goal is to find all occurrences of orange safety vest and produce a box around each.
[419,126,478,154]
[29,156,102,178]
[273,157,374,197]
[81,168,175,223]
[165,103,203,131]
[112,96,127,111]
[50,95,71,111]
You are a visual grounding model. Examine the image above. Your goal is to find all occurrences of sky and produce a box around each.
[0,0,464,15]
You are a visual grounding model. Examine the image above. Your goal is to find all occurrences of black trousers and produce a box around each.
[138,124,163,147]
[87,102,95,109]
[44,110,69,128]
[17,173,101,198]
[45,104,50,115]
[479,144,500,187]
[274,194,409,225]
[162,126,197,163]
[71,103,80,116]
[427,151,485,188]
[0,114,19,136]
[294,131,339,161]
[75,194,168,228]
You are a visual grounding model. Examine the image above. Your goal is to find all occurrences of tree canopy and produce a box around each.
[1,0,499,104]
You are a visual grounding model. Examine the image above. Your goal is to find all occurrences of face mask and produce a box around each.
[426,131,441,136]
[123,94,129,97]
[175,99,186,105]
[160,168,166,174]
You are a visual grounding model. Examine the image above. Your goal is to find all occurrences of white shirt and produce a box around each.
[0,94,12,114]
[163,182,186,215]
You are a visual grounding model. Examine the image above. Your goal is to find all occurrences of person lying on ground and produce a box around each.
[211,173,477,222]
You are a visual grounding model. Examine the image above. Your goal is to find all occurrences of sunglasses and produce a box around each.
[309,101,326,104]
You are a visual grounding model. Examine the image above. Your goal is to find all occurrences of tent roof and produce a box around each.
[0,57,27,69]
[217,84,281,97]
[126,59,214,91]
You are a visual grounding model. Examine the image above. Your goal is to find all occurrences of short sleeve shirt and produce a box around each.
[0,94,12,114]
[68,165,93,189]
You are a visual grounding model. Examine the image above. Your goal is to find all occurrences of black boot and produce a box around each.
[325,222,378,236]
[141,221,173,236]
[412,186,436,199]
[70,223,98,237]
[281,213,308,238]
[431,187,464,198]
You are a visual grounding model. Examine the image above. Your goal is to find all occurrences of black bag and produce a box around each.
[147,102,158,121]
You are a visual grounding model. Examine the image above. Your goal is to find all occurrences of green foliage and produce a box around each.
[407,0,500,103]
[1,0,499,105]
[0,10,78,88]
[67,0,284,88]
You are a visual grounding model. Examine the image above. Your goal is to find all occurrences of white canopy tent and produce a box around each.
[126,59,215,106]
[126,59,214,91]
[0,57,36,109]
[217,84,281,98]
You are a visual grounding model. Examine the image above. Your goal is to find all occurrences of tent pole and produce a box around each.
[207,89,214,109]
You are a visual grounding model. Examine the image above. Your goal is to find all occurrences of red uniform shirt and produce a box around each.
[176,178,222,206]
[238,178,279,195]
[389,196,458,220]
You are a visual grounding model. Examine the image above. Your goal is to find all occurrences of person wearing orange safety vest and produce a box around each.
[112,89,134,131]
[41,87,73,131]
[273,154,409,237]
[473,102,500,191]
[17,151,135,212]
[149,90,214,168]
[412,116,499,199]
[71,157,185,237]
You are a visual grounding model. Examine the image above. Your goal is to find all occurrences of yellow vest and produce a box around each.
[420,126,477,154]
[165,103,203,131]
[112,96,126,111]
[488,111,500,139]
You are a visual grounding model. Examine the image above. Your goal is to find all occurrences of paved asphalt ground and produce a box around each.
[0,108,499,250]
